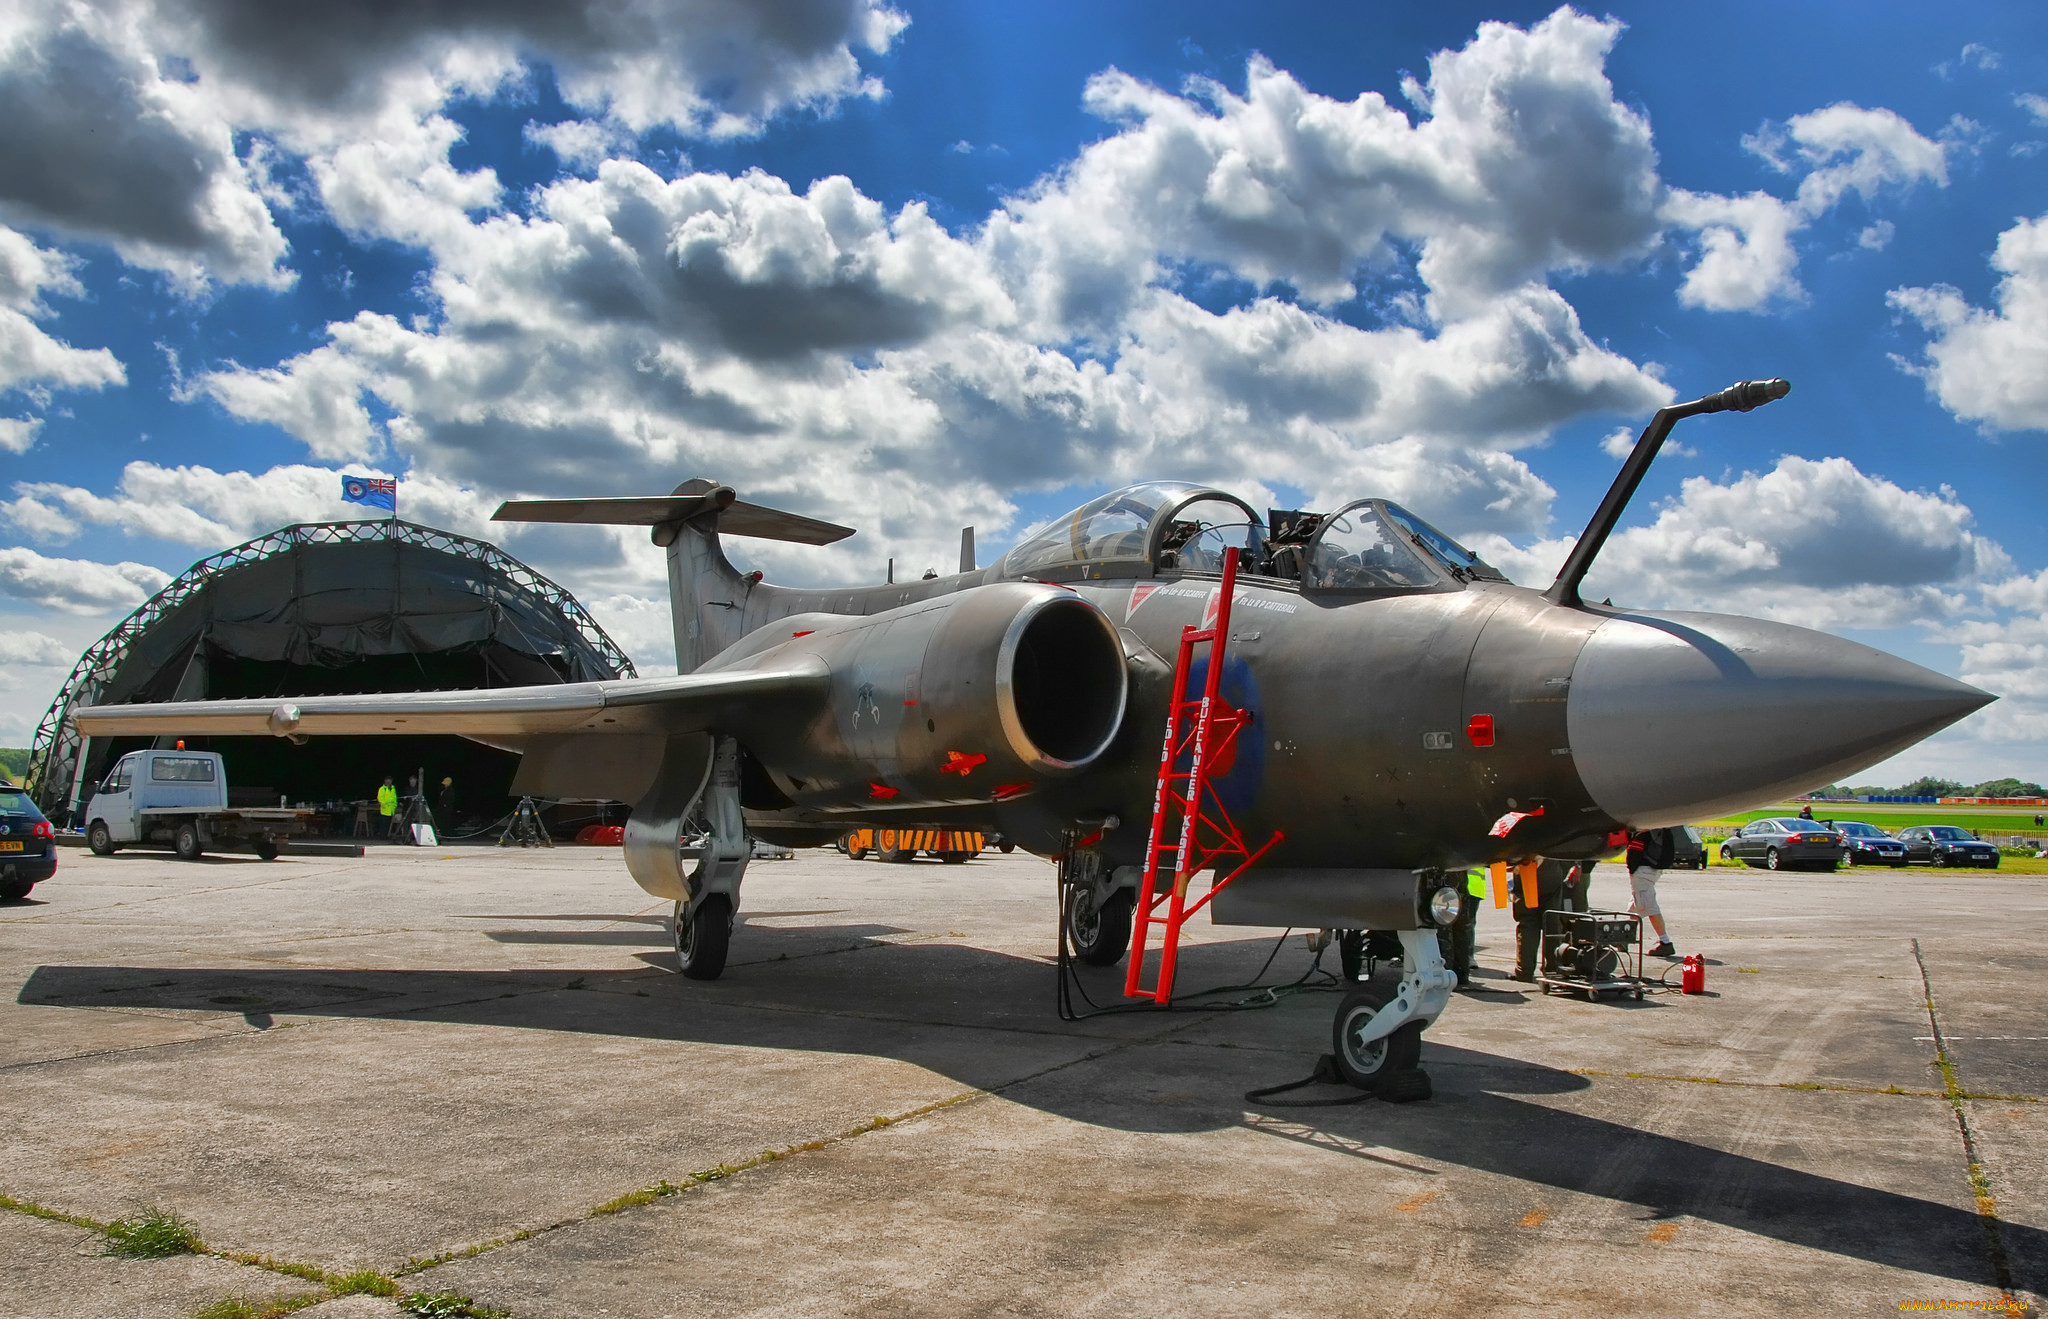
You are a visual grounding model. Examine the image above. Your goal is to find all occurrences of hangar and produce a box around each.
[24,519,636,829]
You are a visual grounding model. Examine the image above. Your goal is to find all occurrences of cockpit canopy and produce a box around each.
[996,482,1505,590]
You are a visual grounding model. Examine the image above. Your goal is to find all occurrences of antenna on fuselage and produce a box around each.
[959,527,975,574]
[1545,378,1790,610]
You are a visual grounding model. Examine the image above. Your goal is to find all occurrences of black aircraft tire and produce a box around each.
[174,822,204,862]
[674,894,733,980]
[1066,888,1134,966]
[87,821,116,856]
[1331,985,1424,1090]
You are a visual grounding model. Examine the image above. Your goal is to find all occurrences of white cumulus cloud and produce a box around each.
[1473,456,2006,628]
[0,545,171,614]
[0,0,907,287]
[1889,211,2048,433]
[1666,104,1950,312]
[0,226,125,399]
[0,630,73,666]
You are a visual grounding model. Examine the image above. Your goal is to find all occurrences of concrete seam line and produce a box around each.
[0,1191,393,1299]
[1911,937,2019,1303]
[0,1018,309,1074]
[1562,1067,2015,1100]
[396,1017,1206,1278]
[389,1087,990,1277]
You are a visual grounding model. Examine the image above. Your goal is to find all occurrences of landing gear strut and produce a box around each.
[1330,928,1452,1099]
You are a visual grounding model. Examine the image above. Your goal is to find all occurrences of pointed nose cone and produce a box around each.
[1566,611,1994,827]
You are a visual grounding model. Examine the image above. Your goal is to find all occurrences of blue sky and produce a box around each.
[2,1,2045,784]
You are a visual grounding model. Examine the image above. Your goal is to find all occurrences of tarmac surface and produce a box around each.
[1,843,2042,1318]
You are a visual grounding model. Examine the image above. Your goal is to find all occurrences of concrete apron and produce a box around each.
[0,847,2040,1317]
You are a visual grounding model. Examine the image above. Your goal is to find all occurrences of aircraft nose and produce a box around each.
[1565,611,1994,827]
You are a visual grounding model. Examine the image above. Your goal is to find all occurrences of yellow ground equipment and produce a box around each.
[843,826,985,865]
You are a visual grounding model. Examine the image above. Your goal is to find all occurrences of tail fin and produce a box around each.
[494,480,856,673]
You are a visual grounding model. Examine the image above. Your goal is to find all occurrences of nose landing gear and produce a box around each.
[1248,927,1450,1106]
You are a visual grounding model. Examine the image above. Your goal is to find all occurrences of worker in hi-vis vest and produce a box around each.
[1444,868,1484,988]
[377,776,398,837]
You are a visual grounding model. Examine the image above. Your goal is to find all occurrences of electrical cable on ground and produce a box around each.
[1054,881,1341,1022]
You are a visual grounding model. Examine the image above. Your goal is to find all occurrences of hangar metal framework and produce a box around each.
[25,518,637,819]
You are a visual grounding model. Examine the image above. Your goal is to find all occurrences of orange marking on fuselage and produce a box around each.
[941,751,987,776]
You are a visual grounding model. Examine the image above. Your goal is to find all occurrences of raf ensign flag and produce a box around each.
[341,475,397,512]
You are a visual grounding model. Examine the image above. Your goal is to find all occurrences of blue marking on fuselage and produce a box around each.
[1178,654,1266,815]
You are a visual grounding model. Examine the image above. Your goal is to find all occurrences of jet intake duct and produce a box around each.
[746,583,1129,809]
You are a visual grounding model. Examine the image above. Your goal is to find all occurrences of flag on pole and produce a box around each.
[341,475,397,513]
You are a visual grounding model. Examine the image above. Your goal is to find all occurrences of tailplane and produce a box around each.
[493,485,854,545]
[493,480,855,672]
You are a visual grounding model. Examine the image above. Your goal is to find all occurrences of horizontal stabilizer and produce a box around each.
[70,658,829,741]
[493,492,854,545]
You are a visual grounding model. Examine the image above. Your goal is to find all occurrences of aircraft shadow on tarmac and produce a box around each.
[17,929,2034,1294]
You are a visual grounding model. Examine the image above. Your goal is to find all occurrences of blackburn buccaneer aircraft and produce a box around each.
[73,380,1992,1091]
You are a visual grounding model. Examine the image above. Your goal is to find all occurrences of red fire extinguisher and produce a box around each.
[1681,954,1705,995]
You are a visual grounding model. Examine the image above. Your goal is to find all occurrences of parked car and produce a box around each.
[1718,817,1846,871]
[1670,824,1708,870]
[1824,820,1909,868]
[1896,825,2001,869]
[0,781,58,900]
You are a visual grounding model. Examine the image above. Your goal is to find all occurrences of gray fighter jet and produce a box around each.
[73,380,1991,1090]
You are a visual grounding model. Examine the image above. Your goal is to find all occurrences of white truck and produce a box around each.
[83,749,311,861]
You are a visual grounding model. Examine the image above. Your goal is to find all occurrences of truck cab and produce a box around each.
[92,751,226,842]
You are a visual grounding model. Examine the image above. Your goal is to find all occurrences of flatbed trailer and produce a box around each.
[82,749,311,861]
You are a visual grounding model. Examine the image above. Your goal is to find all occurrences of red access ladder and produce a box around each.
[1124,546,1285,1003]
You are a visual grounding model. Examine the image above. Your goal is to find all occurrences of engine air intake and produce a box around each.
[1001,596,1128,769]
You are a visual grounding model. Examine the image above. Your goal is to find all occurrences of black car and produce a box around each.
[0,782,58,900]
[1718,817,1847,871]
[1825,820,1909,868]
[1896,825,2001,869]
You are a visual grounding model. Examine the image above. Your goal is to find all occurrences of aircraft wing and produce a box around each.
[68,658,830,740]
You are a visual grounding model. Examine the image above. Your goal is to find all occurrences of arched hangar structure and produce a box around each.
[26,520,635,825]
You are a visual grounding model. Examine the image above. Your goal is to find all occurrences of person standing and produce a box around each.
[1444,868,1485,989]
[377,776,398,838]
[1627,827,1678,957]
[1512,857,1583,981]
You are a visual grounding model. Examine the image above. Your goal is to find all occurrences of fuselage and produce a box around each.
[677,484,1990,872]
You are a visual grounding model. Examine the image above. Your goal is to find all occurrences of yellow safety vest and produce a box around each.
[1466,869,1486,898]
[377,785,397,816]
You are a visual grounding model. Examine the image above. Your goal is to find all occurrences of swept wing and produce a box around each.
[68,658,829,741]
